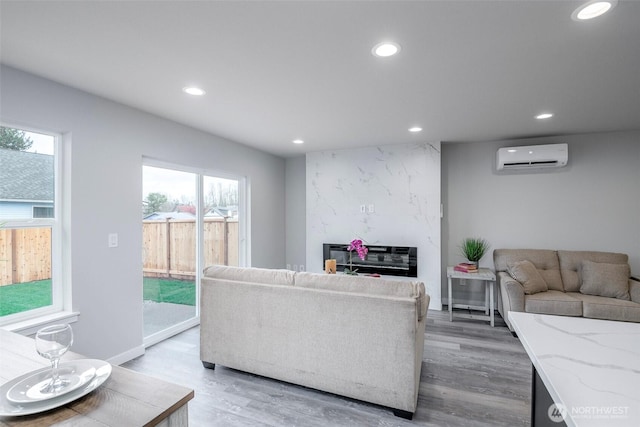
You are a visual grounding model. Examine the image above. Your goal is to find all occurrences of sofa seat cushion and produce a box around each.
[507,260,548,294]
[294,272,427,320]
[558,250,628,293]
[580,260,631,300]
[203,265,295,286]
[493,249,563,291]
[568,293,640,323]
[524,290,582,317]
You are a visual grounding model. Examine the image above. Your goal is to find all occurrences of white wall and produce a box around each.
[442,131,640,306]
[285,156,306,270]
[0,65,286,360]
[306,142,442,308]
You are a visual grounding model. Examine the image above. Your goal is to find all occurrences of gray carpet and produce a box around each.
[143,300,196,337]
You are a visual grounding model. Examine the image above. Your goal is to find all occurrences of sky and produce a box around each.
[143,166,239,205]
[25,130,55,155]
[143,166,196,202]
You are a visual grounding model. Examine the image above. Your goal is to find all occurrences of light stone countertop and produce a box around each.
[509,312,640,427]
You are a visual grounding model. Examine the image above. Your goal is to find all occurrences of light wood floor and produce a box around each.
[122,310,531,426]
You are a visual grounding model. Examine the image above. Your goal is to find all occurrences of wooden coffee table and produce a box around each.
[0,329,194,426]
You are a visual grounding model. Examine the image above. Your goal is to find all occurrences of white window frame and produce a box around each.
[0,124,71,329]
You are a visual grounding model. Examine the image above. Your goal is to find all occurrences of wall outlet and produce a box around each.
[368,204,375,213]
[299,264,305,272]
[108,233,118,248]
[360,204,366,213]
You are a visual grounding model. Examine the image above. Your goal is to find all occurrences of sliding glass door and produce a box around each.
[142,163,244,344]
[203,175,239,268]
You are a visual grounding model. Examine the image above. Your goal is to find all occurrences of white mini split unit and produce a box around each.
[496,143,568,171]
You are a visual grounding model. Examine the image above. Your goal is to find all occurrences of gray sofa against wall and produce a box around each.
[494,249,640,332]
[200,265,429,419]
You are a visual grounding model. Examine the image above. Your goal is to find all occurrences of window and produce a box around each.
[0,125,62,325]
[33,206,54,218]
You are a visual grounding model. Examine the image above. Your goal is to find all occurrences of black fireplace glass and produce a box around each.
[322,243,417,277]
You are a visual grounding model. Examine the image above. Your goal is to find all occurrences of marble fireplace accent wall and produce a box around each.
[306,142,442,309]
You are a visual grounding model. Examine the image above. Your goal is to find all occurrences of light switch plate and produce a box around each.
[108,233,118,248]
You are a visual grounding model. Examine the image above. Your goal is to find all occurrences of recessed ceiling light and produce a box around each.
[571,0,617,21]
[183,86,205,96]
[408,127,423,133]
[372,42,401,58]
[292,139,304,144]
[507,149,518,153]
[535,113,554,120]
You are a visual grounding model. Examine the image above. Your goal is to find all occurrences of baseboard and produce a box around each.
[429,297,443,311]
[108,345,145,366]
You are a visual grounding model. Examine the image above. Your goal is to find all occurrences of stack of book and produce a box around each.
[454,262,478,273]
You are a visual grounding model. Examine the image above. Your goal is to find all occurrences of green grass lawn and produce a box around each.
[0,278,195,316]
[143,277,195,306]
[0,280,52,316]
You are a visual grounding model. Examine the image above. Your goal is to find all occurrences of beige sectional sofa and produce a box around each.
[494,249,640,332]
[200,265,429,419]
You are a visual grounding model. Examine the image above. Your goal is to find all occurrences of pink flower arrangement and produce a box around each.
[348,239,368,260]
[345,238,368,275]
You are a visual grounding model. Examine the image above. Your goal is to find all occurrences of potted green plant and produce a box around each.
[459,237,490,267]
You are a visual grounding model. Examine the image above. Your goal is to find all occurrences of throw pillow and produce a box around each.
[580,260,630,300]
[507,260,548,295]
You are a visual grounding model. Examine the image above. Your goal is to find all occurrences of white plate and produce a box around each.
[6,359,97,403]
[0,359,111,417]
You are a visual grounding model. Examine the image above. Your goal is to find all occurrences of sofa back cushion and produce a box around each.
[203,265,295,286]
[294,272,428,320]
[558,251,628,292]
[493,249,563,291]
[579,260,631,300]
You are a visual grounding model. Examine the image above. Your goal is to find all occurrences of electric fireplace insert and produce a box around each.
[322,243,417,277]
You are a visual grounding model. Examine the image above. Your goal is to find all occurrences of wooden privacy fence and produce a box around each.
[0,218,237,286]
[143,217,238,280]
[0,228,52,286]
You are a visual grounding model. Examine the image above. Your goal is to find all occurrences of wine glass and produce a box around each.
[35,324,74,394]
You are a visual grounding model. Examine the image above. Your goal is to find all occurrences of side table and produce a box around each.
[446,266,497,327]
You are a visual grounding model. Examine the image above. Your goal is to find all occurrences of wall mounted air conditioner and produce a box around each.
[496,143,568,171]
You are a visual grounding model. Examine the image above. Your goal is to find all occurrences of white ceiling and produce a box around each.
[1,0,639,158]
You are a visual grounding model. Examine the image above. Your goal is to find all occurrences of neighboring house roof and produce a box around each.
[143,212,196,220]
[176,204,196,215]
[0,148,54,201]
[205,206,238,218]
